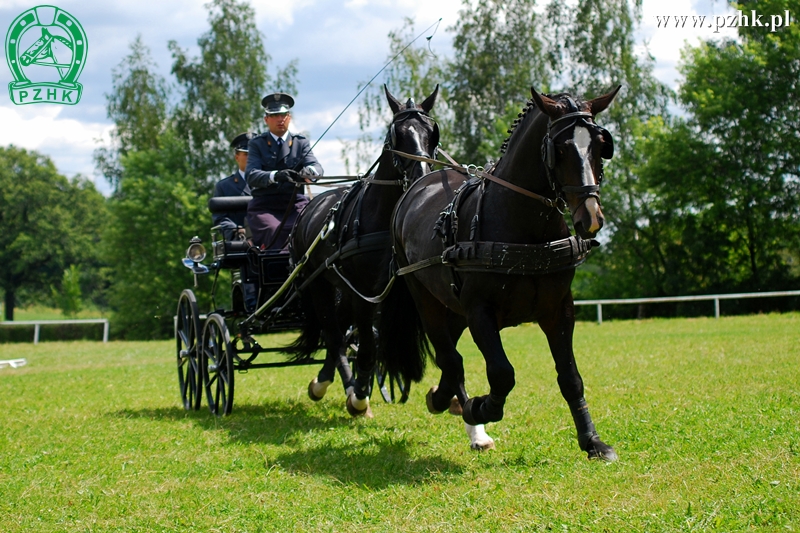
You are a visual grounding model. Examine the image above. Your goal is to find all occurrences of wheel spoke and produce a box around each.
[201,313,235,416]
[176,289,202,411]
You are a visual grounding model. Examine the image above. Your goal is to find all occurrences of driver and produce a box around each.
[245,92,323,250]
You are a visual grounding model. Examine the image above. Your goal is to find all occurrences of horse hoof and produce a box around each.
[426,386,446,414]
[586,435,617,462]
[448,396,462,416]
[307,378,331,402]
[465,423,495,451]
[346,393,373,418]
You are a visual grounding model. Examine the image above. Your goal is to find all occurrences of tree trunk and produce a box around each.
[4,288,14,321]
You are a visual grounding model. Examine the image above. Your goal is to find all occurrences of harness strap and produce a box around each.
[396,236,598,277]
[330,264,396,304]
[299,231,394,304]
[396,255,444,276]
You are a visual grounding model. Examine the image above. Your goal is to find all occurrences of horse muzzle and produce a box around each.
[574,196,604,238]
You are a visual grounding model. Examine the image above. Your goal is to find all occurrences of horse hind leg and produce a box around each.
[307,337,340,401]
[304,281,343,402]
[460,307,515,427]
[417,300,468,415]
[345,301,377,418]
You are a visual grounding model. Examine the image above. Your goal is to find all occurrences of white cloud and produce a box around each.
[1,0,741,188]
[0,105,112,191]
[638,0,739,88]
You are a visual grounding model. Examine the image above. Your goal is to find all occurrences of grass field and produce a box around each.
[0,314,798,532]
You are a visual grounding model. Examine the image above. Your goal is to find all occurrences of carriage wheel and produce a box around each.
[176,289,202,410]
[343,326,411,403]
[201,313,235,416]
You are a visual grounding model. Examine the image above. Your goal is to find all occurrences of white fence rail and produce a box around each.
[0,319,109,343]
[575,290,800,324]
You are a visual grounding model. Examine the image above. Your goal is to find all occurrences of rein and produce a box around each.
[388,148,567,212]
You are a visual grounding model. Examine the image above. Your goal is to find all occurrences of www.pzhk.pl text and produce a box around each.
[655,10,793,33]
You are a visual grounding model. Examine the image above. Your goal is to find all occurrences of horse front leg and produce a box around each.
[541,294,617,462]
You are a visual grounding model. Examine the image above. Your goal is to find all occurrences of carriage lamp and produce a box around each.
[182,237,209,287]
[186,237,206,263]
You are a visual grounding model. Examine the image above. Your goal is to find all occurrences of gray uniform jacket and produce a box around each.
[245,132,323,197]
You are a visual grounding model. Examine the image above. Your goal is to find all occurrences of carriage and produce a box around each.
[174,194,408,416]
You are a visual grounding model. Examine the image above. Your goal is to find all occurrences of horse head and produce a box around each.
[383,84,440,184]
[530,86,620,239]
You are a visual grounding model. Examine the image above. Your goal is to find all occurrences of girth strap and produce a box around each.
[397,236,598,277]
[333,231,391,264]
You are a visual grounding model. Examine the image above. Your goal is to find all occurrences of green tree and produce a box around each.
[446,0,553,165]
[169,0,298,188]
[0,146,106,321]
[52,265,83,317]
[95,36,170,191]
[594,0,800,308]
[103,130,210,339]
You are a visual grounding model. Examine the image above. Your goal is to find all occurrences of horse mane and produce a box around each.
[499,92,584,154]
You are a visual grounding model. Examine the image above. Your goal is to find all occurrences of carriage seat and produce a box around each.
[208,196,253,267]
[208,195,252,215]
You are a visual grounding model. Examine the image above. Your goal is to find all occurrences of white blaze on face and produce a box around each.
[572,126,602,233]
[409,127,430,175]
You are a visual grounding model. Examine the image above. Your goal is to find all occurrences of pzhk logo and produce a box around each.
[5,5,88,105]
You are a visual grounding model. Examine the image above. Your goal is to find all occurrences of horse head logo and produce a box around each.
[5,5,88,105]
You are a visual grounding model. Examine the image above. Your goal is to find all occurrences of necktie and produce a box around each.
[276,137,283,146]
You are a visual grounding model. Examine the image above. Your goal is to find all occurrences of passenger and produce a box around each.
[212,132,254,240]
[245,92,323,250]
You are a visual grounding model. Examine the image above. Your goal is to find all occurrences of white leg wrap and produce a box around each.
[311,378,332,398]
[350,393,369,412]
[465,423,495,450]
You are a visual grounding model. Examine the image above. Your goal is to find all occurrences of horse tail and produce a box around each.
[377,274,430,384]
[284,285,326,361]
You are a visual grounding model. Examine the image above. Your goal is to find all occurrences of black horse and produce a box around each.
[377,86,620,458]
[287,85,439,416]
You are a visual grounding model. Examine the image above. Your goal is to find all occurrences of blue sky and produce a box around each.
[1,0,739,195]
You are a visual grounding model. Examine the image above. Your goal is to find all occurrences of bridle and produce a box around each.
[541,111,614,210]
[383,102,439,188]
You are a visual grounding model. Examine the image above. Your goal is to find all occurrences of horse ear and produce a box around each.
[587,85,622,116]
[530,87,560,119]
[420,84,439,113]
[385,85,403,115]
